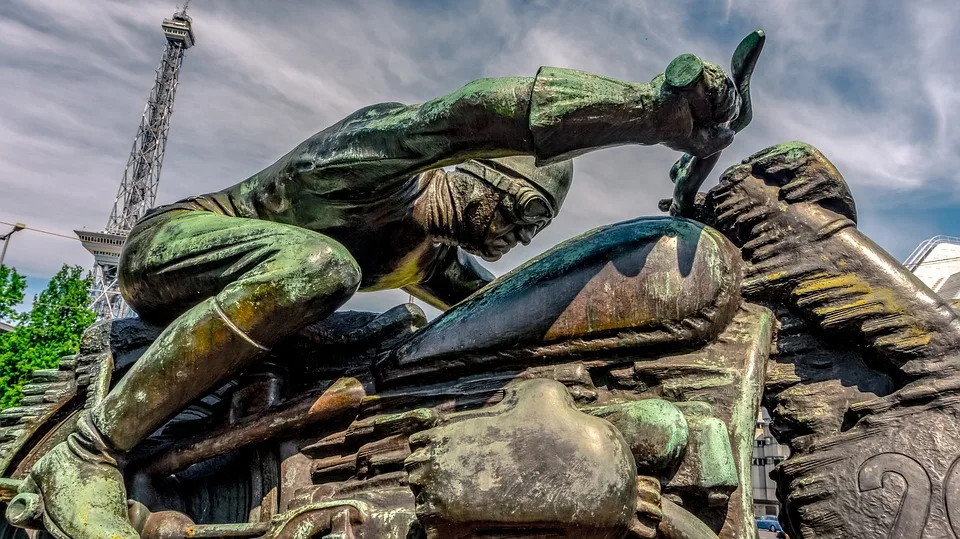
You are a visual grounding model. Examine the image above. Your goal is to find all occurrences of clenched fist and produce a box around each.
[656,55,741,158]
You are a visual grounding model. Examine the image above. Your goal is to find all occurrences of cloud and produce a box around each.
[1,0,958,317]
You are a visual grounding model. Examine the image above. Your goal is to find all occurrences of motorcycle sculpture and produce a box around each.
[2,30,959,539]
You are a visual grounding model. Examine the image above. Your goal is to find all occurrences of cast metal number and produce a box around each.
[944,457,960,537]
[857,453,931,539]
[857,452,960,537]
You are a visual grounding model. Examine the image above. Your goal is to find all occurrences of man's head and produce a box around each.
[449,155,573,261]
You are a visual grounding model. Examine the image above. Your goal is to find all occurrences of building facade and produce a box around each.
[752,408,789,517]
[905,236,960,300]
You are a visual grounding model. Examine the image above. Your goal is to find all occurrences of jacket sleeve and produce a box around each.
[255,67,667,198]
[274,77,539,199]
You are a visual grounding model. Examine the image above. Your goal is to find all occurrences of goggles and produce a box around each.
[456,159,555,228]
[504,184,553,229]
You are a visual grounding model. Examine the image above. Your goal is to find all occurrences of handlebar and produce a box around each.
[661,30,765,217]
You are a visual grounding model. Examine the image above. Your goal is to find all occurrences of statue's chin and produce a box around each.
[463,244,507,262]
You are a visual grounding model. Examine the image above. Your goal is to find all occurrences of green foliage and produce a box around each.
[0,265,26,322]
[0,265,95,409]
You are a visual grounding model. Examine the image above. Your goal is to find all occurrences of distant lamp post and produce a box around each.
[0,223,26,268]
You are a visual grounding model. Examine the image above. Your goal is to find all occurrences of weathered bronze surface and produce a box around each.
[666,30,764,218]
[3,212,773,538]
[4,28,959,539]
[695,142,960,538]
[4,32,749,539]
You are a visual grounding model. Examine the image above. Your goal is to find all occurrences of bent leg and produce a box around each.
[30,212,360,539]
[96,211,361,450]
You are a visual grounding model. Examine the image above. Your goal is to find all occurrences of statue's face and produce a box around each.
[445,170,553,262]
[479,209,543,262]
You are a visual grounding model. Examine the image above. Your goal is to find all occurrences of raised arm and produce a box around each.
[252,62,739,200]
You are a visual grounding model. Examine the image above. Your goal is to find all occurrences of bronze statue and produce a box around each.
[7,28,957,539]
[19,49,745,539]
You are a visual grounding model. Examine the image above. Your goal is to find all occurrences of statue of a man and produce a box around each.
[28,61,739,538]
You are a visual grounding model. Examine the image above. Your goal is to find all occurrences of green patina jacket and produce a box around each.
[142,66,665,303]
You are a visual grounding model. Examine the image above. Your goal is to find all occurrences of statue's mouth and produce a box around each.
[480,238,517,261]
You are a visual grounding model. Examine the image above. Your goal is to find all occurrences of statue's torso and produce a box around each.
[150,171,450,291]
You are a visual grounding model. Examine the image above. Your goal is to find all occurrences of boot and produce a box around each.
[29,297,271,538]
[92,296,270,451]
[28,413,138,539]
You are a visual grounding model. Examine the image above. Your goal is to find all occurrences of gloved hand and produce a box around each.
[655,55,741,158]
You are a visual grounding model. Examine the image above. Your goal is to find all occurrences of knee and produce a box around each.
[216,231,361,332]
[272,237,361,312]
[299,239,361,294]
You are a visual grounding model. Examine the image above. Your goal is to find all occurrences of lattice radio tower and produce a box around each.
[76,4,195,320]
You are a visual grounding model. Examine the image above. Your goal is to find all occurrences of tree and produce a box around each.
[0,265,95,408]
[0,265,26,322]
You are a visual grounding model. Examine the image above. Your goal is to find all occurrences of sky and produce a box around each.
[1,0,959,317]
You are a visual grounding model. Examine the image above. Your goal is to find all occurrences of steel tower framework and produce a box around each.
[76,6,195,320]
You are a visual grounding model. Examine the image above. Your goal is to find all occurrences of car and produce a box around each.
[756,517,783,533]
